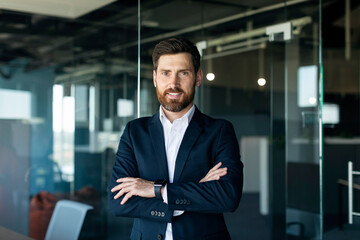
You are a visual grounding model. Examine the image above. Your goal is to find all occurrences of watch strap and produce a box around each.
[154,180,167,200]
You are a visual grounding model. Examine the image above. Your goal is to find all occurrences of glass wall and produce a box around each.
[322,0,360,238]
[0,1,139,239]
[285,3,322,240]
[267,1,323,239]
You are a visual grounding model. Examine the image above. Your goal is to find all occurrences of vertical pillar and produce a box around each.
[345,0,351,60]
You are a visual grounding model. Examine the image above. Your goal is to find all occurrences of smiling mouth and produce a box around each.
[166,92,182,99]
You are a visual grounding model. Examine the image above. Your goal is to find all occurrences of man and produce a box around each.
[109,38,243,240]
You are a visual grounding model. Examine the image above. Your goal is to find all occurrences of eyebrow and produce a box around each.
[158,68,192,72]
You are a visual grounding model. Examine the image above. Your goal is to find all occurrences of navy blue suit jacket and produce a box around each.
[109,107,243,240]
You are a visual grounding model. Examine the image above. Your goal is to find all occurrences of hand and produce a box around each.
[111,177,155,205]
[199,162,227,183]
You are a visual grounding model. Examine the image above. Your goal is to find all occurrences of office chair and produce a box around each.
[45,200,93,240]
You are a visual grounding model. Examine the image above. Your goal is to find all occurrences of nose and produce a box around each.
[168,74,179,88]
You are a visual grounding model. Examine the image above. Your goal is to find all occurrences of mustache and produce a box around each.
[164,87,184,94]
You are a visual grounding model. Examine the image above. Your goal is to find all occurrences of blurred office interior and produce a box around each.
[0,0,360,239]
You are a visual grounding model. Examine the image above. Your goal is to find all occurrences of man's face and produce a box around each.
[153,53,202,112]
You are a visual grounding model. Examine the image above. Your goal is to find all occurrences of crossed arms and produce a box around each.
[108,120,243,222]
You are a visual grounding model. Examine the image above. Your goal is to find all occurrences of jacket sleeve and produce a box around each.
[166,121,243,213]
[108,122,172,223]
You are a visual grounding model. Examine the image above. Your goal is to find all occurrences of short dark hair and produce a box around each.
[152,38,201,73]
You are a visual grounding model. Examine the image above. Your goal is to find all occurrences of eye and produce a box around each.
[179,71,189,77]
[161,71,168,76]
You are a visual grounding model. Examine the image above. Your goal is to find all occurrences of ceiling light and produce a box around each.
[308,97,317,105]
[142,20,159,28]
[0,0,116,19]
[206,73,215,81]
[257,78,266,86]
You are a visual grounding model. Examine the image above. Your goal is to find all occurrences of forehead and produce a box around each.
[157,53,193,70]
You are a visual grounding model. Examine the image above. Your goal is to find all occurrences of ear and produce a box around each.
[153,70,157,87]
[195,68,203,87]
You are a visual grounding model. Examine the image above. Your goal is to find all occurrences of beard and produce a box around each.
[156,85,195,112]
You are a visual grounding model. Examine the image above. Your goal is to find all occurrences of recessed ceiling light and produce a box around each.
[257,78,266,86]
[0,0,116,19]
[308,97,317,105]
[142,20,159,28]
[206,73,215,81]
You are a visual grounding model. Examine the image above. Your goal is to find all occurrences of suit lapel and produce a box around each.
[148,113,169,181]
[173,107,204,183]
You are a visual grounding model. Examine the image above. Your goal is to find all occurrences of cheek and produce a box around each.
[184,81,196,90]
[155,84,167,94]
[158,79,171,88]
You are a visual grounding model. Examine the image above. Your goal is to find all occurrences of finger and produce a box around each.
[215,170,228,179]
[204,168,228,181]
[211,167,227,173]
[121,192,133,205]
[208,162,222,172]
[216,167,227,174]
[111,184,122,192]
[206,167,227,179]
[116,177,136,183]
[200,163,224,183]
[114,188,127,199]
[114,183,134,199]
[216,169,228,177]
[111,182,134,192]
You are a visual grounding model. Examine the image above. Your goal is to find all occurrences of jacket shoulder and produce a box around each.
[200,112,234,129]
[125,116,154,131]
[128,116,152,125]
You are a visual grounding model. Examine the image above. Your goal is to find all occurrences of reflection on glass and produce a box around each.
[0,89,31,119]
[117,99,134,117]
[297,65,318,107]
[283,4,321,239]
[322,103,340,125]
[52,84,75,185]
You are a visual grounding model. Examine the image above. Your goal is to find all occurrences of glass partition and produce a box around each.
[0,2,139,239]
[284,4,322,239]
[322,0,360,238]
[269,1,323,239]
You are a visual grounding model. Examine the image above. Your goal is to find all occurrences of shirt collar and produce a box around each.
[159,104,195,125]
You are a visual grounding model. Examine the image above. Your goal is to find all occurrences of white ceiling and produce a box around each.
[0,0,116,18]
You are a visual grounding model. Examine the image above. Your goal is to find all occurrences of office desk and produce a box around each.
[0,226,34,240]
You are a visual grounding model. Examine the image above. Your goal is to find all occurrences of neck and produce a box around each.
[162,103,193,123]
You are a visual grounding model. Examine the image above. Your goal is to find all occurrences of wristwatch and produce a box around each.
[154,180,167,200]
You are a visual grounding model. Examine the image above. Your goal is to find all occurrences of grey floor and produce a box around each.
[324,224,360,240]
[226,193,360,240]
[225,193,271,240]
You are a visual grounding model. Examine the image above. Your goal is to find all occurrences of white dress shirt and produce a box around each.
[159,104,195,240]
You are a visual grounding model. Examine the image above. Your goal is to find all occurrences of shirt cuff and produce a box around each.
[162,184,184,217]
[162,184,168,203]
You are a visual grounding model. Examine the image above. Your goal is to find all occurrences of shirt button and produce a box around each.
[157,234,163,240]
